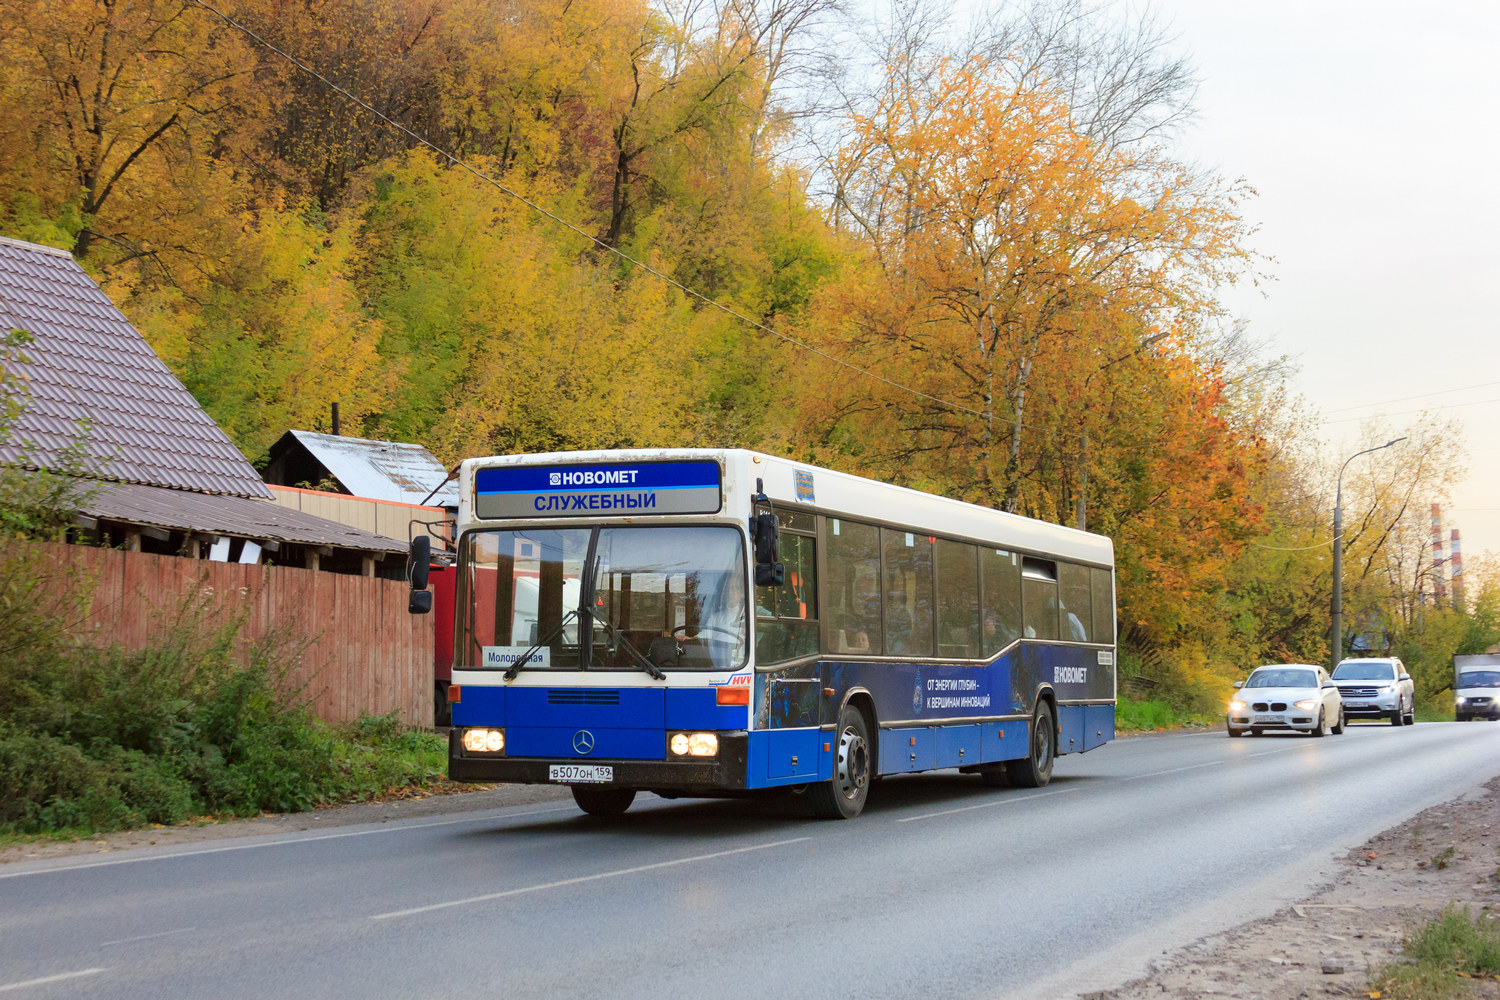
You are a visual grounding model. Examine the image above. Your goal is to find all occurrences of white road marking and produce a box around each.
[99,928,194,947]
[0,969,106,992]
[0,806,578,880]
[370,837,812,920]
[895,786,1077,822]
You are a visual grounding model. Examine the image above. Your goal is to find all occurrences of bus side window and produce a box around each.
[1021,557,1060,641]
[1091,567,1115,644]
[935,539,979,658]
[882,528,933,657]
[825,518,882,655]
[1057,561,1092,642]
[980,548,1021,654]
[755,530,819,662]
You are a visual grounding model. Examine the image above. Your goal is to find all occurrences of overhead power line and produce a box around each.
[188,0,985,418]
[1324,396,1500,425]
[1323,378,1500,415]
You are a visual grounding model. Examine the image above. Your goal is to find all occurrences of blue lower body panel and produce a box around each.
[747,729,833,787]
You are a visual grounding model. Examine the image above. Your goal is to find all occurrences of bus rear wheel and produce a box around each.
[572,786,636,816]
[1005,701,1055,788]
[809,705,872,819]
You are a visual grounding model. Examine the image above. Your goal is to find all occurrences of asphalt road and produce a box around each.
[3,721,1498,1000]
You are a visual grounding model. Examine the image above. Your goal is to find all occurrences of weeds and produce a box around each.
[1368,905,1500,999]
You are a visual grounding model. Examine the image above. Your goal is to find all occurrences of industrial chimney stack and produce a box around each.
[1451,528,1464,611]
[1431,503,1447,602]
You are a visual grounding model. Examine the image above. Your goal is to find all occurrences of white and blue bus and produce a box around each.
[409,449,1116,819]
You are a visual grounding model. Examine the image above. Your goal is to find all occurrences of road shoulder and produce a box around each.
[1085,773,1500,999]
[0,783,573,866]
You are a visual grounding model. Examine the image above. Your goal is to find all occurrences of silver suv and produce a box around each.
[1332,657,1415,726]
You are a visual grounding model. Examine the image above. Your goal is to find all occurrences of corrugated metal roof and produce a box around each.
[82,482,408,553]
[286,429,459,505]
[0,236,271,498]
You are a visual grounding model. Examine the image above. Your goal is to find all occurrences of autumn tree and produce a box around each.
[0,0,263,262]
[801,51,1251,501]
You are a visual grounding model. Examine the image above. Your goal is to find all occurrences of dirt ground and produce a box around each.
[5,763,1500,999]
[1088,773,1500,1000]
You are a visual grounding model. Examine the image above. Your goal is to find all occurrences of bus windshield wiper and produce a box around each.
[504,609,579,681]
[580,604,666,681]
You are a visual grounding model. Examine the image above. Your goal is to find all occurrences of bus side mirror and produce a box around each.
[408,535,432,615]
[755,562,784,587]
[750,511,784,586]
[410,535,431,589]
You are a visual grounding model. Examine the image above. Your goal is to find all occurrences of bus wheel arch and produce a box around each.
[810,700,874,819]
[842,691,879,776]
[1006,694,1057,788]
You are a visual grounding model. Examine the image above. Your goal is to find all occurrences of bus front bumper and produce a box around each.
[448,731,750,790]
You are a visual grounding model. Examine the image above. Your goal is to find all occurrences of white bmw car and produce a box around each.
[1227,664,1345,738]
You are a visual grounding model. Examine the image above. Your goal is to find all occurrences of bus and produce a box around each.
[408,449,1116,819]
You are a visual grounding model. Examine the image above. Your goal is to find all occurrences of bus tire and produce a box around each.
[1005,701,1055,788]
[809,705,872,819]
[572,786,636,816]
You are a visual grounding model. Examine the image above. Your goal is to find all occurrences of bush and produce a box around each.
[0,542,446,837]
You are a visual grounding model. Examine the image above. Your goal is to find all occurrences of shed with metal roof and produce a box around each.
[265,429,458,507]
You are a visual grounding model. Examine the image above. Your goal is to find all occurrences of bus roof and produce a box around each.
[460,448,1113,567]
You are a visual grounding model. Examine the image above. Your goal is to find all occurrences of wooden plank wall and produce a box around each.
[267,485,448,543]
[24,541,434,728]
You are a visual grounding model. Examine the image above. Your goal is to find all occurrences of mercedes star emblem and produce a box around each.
[572,730,595,755]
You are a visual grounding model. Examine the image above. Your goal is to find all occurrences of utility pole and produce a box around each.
[1331,438,1405,661]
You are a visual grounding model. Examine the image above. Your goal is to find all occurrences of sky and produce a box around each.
[1151,0,1500,563]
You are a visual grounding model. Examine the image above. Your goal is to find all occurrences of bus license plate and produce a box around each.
[550,764,612,783]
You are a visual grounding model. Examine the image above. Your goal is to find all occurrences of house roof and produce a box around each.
[272,429,458,506]
[82,481,408,554]
[0,236,271,498]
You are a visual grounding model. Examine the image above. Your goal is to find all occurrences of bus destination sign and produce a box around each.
[474,460,723,519]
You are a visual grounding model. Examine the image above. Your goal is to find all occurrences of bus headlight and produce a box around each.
[668,732,719,757]
[460,728,506,754]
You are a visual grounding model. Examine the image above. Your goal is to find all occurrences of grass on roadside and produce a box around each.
[1368,904,1500,999]
[1115,695,1219,732]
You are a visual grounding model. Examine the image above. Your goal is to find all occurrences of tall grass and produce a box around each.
[1369,905,1500,999]
[0,542,446,837]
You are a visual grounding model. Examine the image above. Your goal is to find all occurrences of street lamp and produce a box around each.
[1331,437,1405,662]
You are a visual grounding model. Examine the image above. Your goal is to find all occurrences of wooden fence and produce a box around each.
[19,541,434,728]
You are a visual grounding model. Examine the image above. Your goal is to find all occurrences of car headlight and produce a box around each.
[1457,697,1469,704]
[1293,699,1317,712]
[1228,699,1247,712]
[460,727,506,754]
[668,732,719,757]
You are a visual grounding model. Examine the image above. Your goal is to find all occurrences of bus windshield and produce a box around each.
[456,525,747,672]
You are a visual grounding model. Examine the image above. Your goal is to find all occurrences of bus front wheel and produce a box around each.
[572,786,636,816]
[809,705,872,819]
[1005,701,1056,788]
